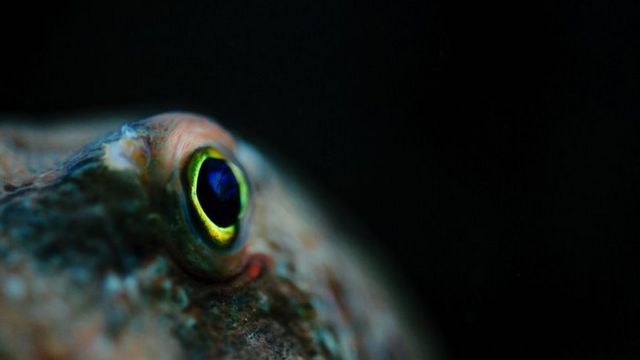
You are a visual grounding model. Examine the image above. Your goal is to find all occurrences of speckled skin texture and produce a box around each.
[0,113,431,359]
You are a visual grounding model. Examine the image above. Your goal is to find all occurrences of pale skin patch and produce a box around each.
[102,125,151,175]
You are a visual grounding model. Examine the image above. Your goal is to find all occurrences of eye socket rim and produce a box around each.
[184,146,250,249]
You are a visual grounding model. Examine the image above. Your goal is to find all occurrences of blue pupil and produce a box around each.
[196,158,241,227]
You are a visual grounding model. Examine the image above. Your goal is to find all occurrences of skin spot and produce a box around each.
[236,254,272,286]
[300,233,318,249]
[102,126,150,175]
[3,183,17,192]
[247,262,261,279]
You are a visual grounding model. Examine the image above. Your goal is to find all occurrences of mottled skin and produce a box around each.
[0,113,432,359]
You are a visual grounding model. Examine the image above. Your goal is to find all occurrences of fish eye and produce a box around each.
[183,147,250,250]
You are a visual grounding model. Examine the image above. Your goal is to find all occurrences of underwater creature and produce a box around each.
[0,112,434,359]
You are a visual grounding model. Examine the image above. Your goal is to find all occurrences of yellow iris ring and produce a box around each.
[186,147,249,248]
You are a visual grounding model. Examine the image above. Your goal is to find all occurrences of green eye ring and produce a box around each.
[184,147,250,249]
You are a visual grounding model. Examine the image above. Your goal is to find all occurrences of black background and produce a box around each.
[2,1,640,358]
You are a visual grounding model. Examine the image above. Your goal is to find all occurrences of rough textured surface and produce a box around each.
[0,113,432,359]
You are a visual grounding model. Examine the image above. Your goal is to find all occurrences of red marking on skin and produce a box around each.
[235,253,273,286]
[247,261,261,279]
[189,253,274,297]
